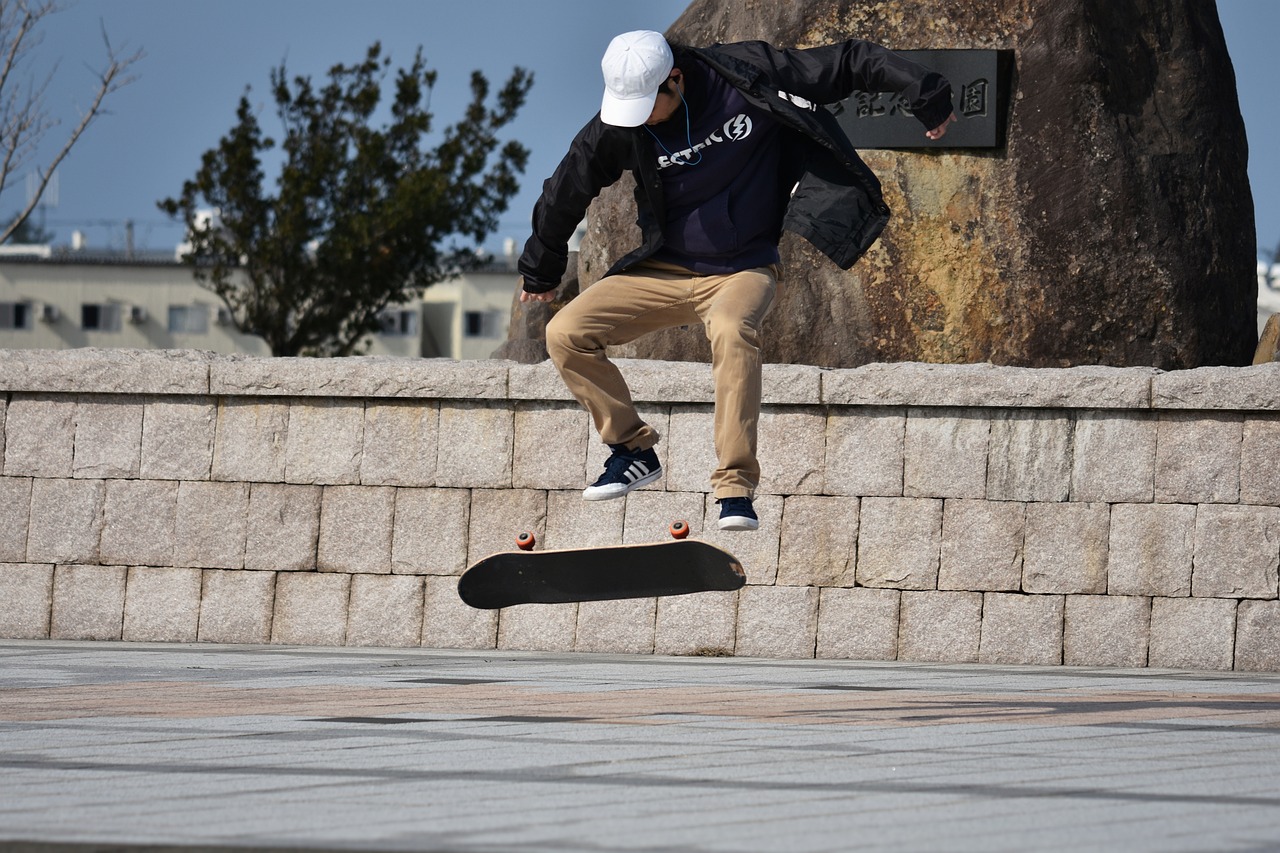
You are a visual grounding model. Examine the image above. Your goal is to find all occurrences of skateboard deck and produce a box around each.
[458,537,746,609]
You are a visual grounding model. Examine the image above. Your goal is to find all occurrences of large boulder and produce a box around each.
[529,0,1253,370]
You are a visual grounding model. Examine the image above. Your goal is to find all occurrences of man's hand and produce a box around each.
[519,278,557,303]
[926,112,957,140]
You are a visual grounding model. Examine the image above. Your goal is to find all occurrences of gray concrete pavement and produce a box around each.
[3,639,1280,852]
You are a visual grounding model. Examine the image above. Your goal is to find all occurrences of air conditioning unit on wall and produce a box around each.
[128,305,148,324]
[37,303,60,323]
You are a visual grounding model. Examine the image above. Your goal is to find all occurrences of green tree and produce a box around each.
[159,43,531,357]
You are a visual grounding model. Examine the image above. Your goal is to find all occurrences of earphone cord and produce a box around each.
[645,86,702,166]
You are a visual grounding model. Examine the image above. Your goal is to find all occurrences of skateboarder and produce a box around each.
[518,30,956,531]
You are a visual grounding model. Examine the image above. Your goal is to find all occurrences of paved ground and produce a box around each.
[3,640,1280,852]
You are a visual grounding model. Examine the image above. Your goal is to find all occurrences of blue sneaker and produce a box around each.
[582,444,662,501]
[717,497,759,531]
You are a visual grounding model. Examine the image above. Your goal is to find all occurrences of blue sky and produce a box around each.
[5,0,1277,259]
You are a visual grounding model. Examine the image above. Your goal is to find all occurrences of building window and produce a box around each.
[81,303,122,332]
[464,310,503,338]
[0,302,32,330]
[378,309,419,337]
[168,305,209,334]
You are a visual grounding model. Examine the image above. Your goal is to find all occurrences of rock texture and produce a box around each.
[514,0,1255,369]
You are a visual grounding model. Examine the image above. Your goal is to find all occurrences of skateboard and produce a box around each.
[457,522,746,609]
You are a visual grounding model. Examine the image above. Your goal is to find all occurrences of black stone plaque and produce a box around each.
[833,50,1011,149]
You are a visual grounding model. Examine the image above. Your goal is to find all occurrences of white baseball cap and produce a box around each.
[600,30,673,127]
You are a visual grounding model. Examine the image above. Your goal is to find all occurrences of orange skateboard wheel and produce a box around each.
[516,531,536,551]
[669,520,690,540]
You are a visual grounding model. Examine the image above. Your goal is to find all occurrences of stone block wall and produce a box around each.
[2,349,1279,670]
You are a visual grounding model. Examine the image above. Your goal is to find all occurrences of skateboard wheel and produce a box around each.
[516,532,536,551]
[670,520,690,540]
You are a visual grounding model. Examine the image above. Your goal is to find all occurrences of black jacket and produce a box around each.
[519,39,953,293]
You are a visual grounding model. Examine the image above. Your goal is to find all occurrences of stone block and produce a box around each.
[197,570,276,643]
[27,479,105,564]
[1153,363,1280,410]
[824,407,905,497]
[985,410,1073,502]
[623,490,706,545]
[0,564,53,638]
[393,487,471,575]
[654,591,739,656]
[1022,502,1109,594]
[1235,600,1280,671]
[1064,595,1151,667]
[422,575,498,649]
[212,398,289,482]
[497,602,578,652]
[815,587,900,660]
[665,405,717,493]
[0,477,32,562]
[0,394,5,468]
[140,396,216,480]
[1154,412,1242,504]
[506,361,577,402]
[211,355,509,399]
[757,407,826,495]
[576,597,656,653]
[735,586,819,659]
[544,490,625,551]
[346,574,425,647]
[1192,504,1280,599]
[122,567,202,642]
[701,494,783,585]
[468,489,547,567]
[903,408,990,499]
[0,348,211,395]
[1241,415,1280,507]
[50,564,126,640]
[271,572,351,646]
[100,479,178,567]
[1071,412,1156,503]
[72,395,142,478]
[317,485,395,573]
[174,481,249,570]
[979,593,1064,665]
[1148,597,1237,670]
[1107,503,1195,597]
[776,495,858,587]
[897,591,982,663]
[436,402,514,488]
[285,399,365,485]
[361,400,438,487]
[4,394,75,478]
[615,358,713,404]
[939,499,1024,592]
[855,497,942,590]
[244,484,321,572]
[512,402,591,490]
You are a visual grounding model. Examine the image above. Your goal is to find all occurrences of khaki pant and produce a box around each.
[545,261,778,499]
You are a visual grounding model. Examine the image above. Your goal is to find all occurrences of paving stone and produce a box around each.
[1107,503,1195,597]
[209,355,508,399]
[823,407,905,497]
[622,490,705,545]
[211,398,289,482]
[244,484,321,572]
[421,575,497,649]
[122,567,201,642]
[140,396,216,480]
[436,402,514,489]
[776,495,858,587]
[285,399,365,485]
[392,488,471,575]
[174,481,249,570]
[735,586,819,659]
[467,490,546,567]
[72,395,142,479]
[271,573,351,646]
[898,590,982,663]
[100,479,178,568]
[1022,502,1110,594]
[1192,504,1280,599]
[360,400,439,487]
[1064,594,1151,667]
[1071,411,1157,502]
[0,477,31,562]
[544,490,625,551]
[0,347,211,394]
[576,597,656,654]
[939,499,1025,592]
[665,405,717,493]
[196,570,276,643]
[1153,363,1280,409]
[903,408,990,499]
[3,393,75,477]
[986,410,1073,502]
[979,593,1064,665]
[757,407,826,495]
[50,564,126,640]
[1148,596,1238,670]
[346,575,425,647]
[1235,599,1280,671]
[815,587,900,660]
[317,486,395,573]
[512,402,591,490]
[1154,412,1243,504]
[1241,415,1280,507]
[855,497,942,590]
[497,602,577,652]
[27,479,105,564]
[0,563,53,638]
[701,494,783,585]
[654,590,739,656]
